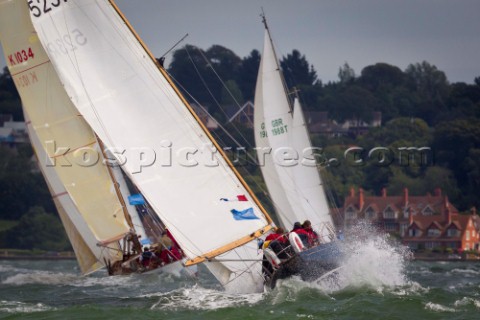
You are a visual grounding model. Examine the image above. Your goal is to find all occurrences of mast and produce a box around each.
[260,10,293,112]
[97,136,142,254]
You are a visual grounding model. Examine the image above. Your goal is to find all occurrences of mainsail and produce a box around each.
[28,0,273,293]
[0,0,133,273]
[254,17,335,241]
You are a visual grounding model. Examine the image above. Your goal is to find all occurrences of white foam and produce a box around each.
[318,222,411,293]
[390,281,429,296]
[450,268,480,276]
[454,297,480,309]
[270,222,412,296]
[0,300,54,313]
[2,271,78,286]
[149,285,264,311]
[425,302,456,312]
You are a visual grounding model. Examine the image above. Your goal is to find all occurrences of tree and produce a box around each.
[168,45,213,104]
[338,62,355,84]
[5,206,70,251]
[405,61,450,123]
[280,50,317,88]
[359,63,406,91]
[238,49,261,101]
[221,79,244,106]
[0,67,23,120]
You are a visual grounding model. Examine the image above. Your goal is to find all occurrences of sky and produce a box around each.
[1,0,479,84]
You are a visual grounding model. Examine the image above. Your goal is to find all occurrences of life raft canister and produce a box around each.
[289,232,305,253]
[264,248,281,269]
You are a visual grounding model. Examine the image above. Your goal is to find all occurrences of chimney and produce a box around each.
[434,188,442,197]
[444,195,450,210]
[359,188,364,210]
[403,188,409,207]
[381,188,387,198]
[350,187,355,198]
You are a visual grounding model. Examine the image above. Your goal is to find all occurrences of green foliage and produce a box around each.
[280,49,317,87]
[338,62,355,84]
[5,206,70,251]
[0,67,22,120]
[0,220,18,232]
[238,50,261,101]
[0,146,55,219]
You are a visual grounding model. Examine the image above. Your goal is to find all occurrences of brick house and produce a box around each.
[403,209,480,252]
[341,187,480,252]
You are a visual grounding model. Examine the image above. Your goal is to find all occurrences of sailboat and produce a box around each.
[0,0,194,278]
[254,14,342,287]
[26,0,275,294]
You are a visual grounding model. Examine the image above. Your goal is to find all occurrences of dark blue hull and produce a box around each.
[267,241,342,288]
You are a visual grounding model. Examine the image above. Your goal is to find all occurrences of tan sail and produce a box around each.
[0,0,131,269]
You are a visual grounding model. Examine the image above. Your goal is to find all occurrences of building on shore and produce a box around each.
[339,187,480,252]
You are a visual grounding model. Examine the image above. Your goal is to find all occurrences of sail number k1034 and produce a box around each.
[28,0,68,18]
[7,48,35,66]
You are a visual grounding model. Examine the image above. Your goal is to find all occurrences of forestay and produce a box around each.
[28,0,272,274]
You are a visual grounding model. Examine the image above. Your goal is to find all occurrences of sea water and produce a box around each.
[1,229,479,319]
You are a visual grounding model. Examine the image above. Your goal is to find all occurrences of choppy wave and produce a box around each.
[148,285,264,311]
[454,297,480,309]
[450,268,480,276]
[2,270,79,286]
[425,302,456,312]
[0,300,54,314]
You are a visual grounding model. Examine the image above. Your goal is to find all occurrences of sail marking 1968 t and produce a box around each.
[271,118,288,136]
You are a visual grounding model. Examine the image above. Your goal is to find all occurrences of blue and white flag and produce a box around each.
[128,193,145,205]
[230,207,259,220]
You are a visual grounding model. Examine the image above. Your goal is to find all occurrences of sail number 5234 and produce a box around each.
[28,0,68,18]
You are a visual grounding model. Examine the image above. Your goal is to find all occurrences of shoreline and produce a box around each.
[0,255,76,260]
[0,250,76,260]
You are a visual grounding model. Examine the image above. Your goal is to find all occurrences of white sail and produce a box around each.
[0,0,131,270]
[254,26,335,240]
[29,0,272,292]
[291,98,335,241]
[254,30,299,228]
